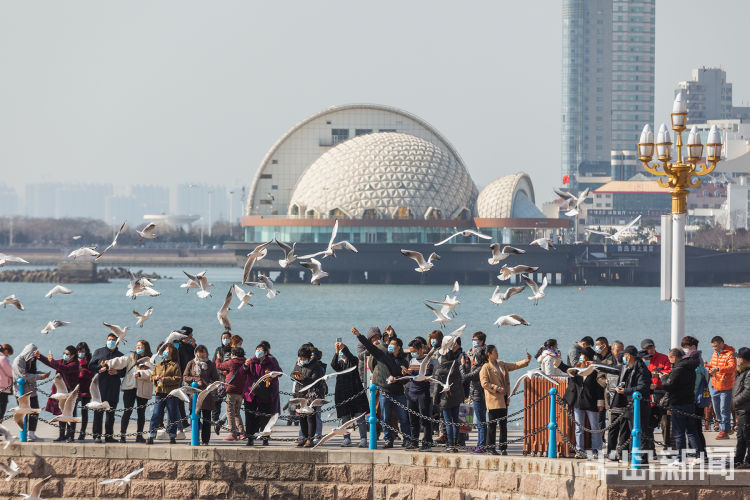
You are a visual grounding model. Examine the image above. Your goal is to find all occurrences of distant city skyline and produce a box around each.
[2,1,750,205]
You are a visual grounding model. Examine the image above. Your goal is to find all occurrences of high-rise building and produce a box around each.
[676,67,750,124]
[0,185,20,216]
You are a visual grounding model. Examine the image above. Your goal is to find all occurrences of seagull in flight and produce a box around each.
[488,244,525,265]
[242,241,273,283]
[439,324,466,355]
[133,307,153,327]
[49,385,81,423]
[424,302,451,327]
[275,238,298,269]
[432,360,456,394]
[45,285,72,298]
[253,413,280,439]
[425,281,460,318]
[41,320,70,334]
[299,220,358,259]
[19,474,52,500]
[183,270,213,298]
[232,285,253,309]
[95,220,127,261]
[0,425,17,449]
[103,322,128,346]
[0,459,19,481]
[295,366,357,393]
[249,372,285,393]
[510,369,560,396]
[586,215,642,243]
[401,249,440,273]
[217,286,233,331]
[99,467,144,486]
[521,274,548,306]
[313,413,366,448]
[288,398,329,415]
[180,270,204,293]
[85,374,111,410]
[68,246,100,260]
[49,374,76,401]
[554,188,590,217]
[530,237,554,250]
[300,258,329,285]
[489,285,526,305]
[9,392,41,429]
[0,253,28,267]
[493,314,530,327]
[169,381,224,409]
[136,222,157,242]
[246,273,279,298]
[396,348,438,383]
[434,229,492,246]
[498,264,539,281]
[0,295,24,311]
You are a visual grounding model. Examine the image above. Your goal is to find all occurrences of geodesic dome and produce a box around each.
[288,132,478,219]
[476,172,543,218]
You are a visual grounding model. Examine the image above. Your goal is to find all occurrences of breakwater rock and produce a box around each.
[0,265,161,283]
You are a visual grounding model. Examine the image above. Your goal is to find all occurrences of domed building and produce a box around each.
[288,132,477,220]
[476,173,544,219]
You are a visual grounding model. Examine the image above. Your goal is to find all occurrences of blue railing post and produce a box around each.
[547,387,558,458]
[190,382,199,446]
[631,391,643,469]
[17,378,27,443]
[368,384,377,450]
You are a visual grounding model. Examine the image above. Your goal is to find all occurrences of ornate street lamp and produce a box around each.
[637,92,722,348]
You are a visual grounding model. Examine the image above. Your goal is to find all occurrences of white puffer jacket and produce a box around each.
[537,350,567,377]
[107,353,153,399]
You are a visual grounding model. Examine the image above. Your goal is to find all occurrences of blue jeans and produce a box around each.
[574,408,602,451]
[380,393,411,444]
[473,400,487,448]
[442,406,460,443]
[408,392,432,444]
[671,403,704,458]
[710,388,733,432]
[149,395,180,438]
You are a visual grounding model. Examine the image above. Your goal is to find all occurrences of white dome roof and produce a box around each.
[288,132,477,219]
[476,173,543,218]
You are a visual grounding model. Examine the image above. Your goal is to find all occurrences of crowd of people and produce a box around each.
[0,327,747,468]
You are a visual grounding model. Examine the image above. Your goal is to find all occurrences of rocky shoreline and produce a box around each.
[0,266,162,283]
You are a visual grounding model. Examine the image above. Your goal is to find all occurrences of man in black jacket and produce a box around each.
[90,334,125,443]
[352,327,410,448]
[660,348,704,462]
[611,345,652,462]
[733,347,750,468]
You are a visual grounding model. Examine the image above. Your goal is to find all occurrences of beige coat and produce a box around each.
[479,358,529,410]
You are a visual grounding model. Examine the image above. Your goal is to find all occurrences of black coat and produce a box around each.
[90,346,125,403]
[291,361,326,399]
[331,346,369,418]
[461,360,485,403]
[435,348,465,410]
[661,357,697,406]
[611,359,651,409]
[177,341,195,374]
[563,368,604,411]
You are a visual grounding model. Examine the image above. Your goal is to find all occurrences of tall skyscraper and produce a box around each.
[561,0,655,187]
[675,67,750,124]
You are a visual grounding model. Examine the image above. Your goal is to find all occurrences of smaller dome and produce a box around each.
[476,173,543,218]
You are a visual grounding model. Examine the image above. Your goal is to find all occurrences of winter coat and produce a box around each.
[0,354,13,394]
[685,350,709,402]
[214,344,232,364]
[177,341,195,374]
[215,357,247,395]
[610,359,651,409]
[461,359,485,403]
[733,365,750,414]
[435,348,465,410]
[661,357,698,407]
[183,358,220,410]
[409,355,437,400]
[150,359,182,395]
[38,356,79,415]
[479,357,529,410]
[564,365,605,412]
[357,334,408,395]
[90,346,125,403]
[356,342,369,389]
[331,347,369,419]
[537,350,567,377]
[707,345,737,391]
[243,354,282,413]
[291,360,326,399]
[12,344,43,396]
[77,359,95,399]
[107,353,153,399]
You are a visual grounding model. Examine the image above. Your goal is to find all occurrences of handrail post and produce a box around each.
[368,384,377,450]
[17,378,26,443]
[547,388,557,458]
[190,381,199,446]
[631,391,643,469]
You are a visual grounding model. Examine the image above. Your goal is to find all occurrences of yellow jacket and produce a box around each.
[480,358,529,410]
[150,360,182,395]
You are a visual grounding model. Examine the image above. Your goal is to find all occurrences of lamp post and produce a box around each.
[638,92,723,348]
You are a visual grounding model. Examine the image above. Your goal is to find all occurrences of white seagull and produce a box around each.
[0,295,24,311]
[0,425,17,449]
[401,249,440,273]
[425,281,460,318]
[396,348,438,382]
[275,238,298,269]
[0,253,29,267]
[126,271,158,300]
[180,270,205,293]
[50,385,81,423]
[49,374,75,401]
[95,220,127,261]
[494,314,530,327]
[232,285,253,309]
[136,222,157,241]
[246,273,279,298]
[299,220,358,259]
[295,365,357,393]
[99,467,144,486]
[498,264,539,281]
[530,237,554,250]
[0,459,19,481]
[242,241,273,283]
[424,302,451,327]
[434,229,492,246]
[103,322,128,346]
[253,413,280,439]
[439,324,467,355]
[554,188,590,217]
[288,398,329,415]
[217,286,233,331]
[41,320,70,334]
[9,392,41,429]
[433,360,455,394]
[313,413,366,448]
[44,285,72,298]
[489,285,526,305]
[169,381,224,409]
[488,244,526,265]
[20,474,52,500]
[68,246,100,260]
[249,372,285,393]
[300,258,329,285]
[85,374,111,410]
[510,369,559,396]
[133,307,153,327]
[522,274,548,306]
[183,271,212,298]
[586,215,642,243]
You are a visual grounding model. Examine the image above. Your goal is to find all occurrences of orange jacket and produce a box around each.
[707,345,736,391]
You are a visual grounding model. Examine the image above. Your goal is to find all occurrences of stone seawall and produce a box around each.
[0,443,747,500]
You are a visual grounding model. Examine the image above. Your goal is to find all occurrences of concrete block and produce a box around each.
[82,444,107,458]
[336,484,372,500]
[232,481,266,499]
[75,458,110,478]
[349,449,375,464]
[316,464,348,482]
[245,462,279,480]
[301,482,336,499]
[210,461,245,481]
[61,478,96,497]
[147,446,171,460]
[129,479,163,498]
[413,485,441,500]
[267,481,301,500]
[349,464,373,482]
[164,479,197,499]
[169,446,194,461]
[326,449,351,464]
[198,480,231,499]
[126,445,149,460]
[103,443,127,458]
[454,468,478,489]
[399,465,426,484]
[110,459,144,480]
[176,461,209,480]
[97,480,130,498]
[191,447,214,461]
[386,483,413,500]
[145,460,177,479]
[278,462,314,481]
[426,467,455,487]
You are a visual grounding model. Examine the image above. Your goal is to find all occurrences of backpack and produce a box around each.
[695,370,711,408]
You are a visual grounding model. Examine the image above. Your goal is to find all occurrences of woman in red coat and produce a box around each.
[36,345,80,442]
[75,342,95,441]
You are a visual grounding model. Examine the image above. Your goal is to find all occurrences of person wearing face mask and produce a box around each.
[611,341,625,364]
[640,338,671,450]
[462,341,488,453]
[331,339,369,447]
[428,330,443,352]
[0,345,13,423]
[680,336,709,452]
[352,327,411,449]
[535,339,567,377]
[75,342,94,441]
[174,326,196,432]
[434,339,466,453]
[243,343,282,446]
[563,347,605,458]
[147,344,182,444]
[36,345,80,442]
[612,346,652,463]
[593,337,615,434]
[12,344,50,442]
[90,334,126,443]
[216,346,247,441]
[102,340,153,443]
[183,345,220,445]
[406,338,438,451]
[292,346,326,447]
[212,331,233,435]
